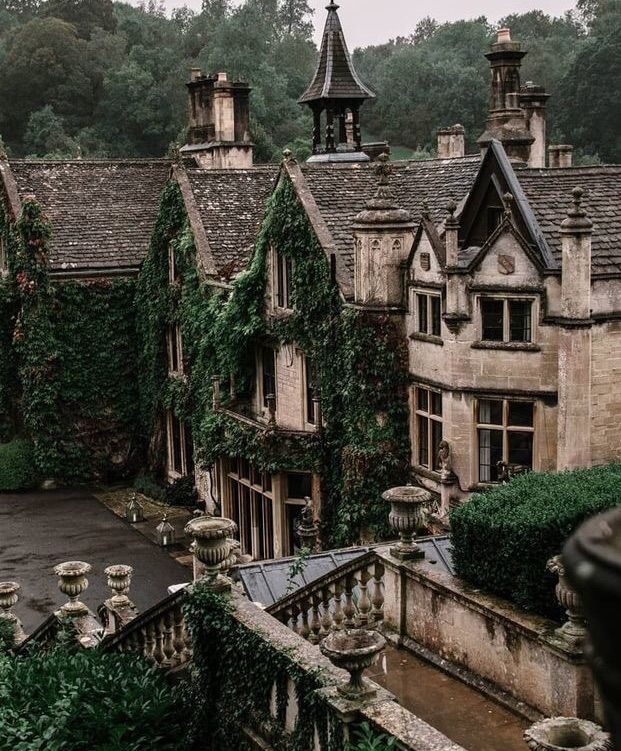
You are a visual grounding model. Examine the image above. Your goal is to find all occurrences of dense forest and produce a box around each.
[0,0,619,162]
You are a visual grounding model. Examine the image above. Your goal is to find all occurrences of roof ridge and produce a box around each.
[10,159,171,165]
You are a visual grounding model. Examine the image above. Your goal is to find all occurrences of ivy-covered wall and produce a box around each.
[137,172,411,545]
[0,197,141,484]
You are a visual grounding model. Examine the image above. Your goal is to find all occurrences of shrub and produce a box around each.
[0,439,37,492]
[450,465,621,616]
[0,645,186,751]
[133,473,165,502]
[164,475,198,507]
[347,722,396,751]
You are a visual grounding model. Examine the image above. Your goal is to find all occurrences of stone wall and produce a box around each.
[590,319,621,465]
[380,549,598,721]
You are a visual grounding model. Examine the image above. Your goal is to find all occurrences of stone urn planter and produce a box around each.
[382,485,432,560]
[104,565,133,608]
[0,581,26,645]
[185,516,236,590]
[53,561,91,616]
[320,628,386,698]
[524,717,610,751]
[547,555,587,645]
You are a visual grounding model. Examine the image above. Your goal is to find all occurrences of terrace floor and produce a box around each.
[369,644,529,751]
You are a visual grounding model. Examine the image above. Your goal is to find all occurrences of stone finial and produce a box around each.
[445,199,459,229]
[282,148,294,163]
[320,628,386,698]
[297,497,320,551]
[547,554,587,646]
[382,485,432,561]
[561,187,593,235]
[185,516,237,591]
[104,565,133,608]
[375,152,392,185]
[354,153,413,225]
[503,191,514,219]
[421,199,431,220]
[53,561,91,617]
[0,582,27,645]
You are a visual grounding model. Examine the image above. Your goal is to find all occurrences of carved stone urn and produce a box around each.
[0,581,26,645]
[320,628,386,698]
[547,555,587,645]
[53,561,91,616]
[104,565,133,607]
[185,516,236,590]
[524,717,610,751]
[382,485,432,560]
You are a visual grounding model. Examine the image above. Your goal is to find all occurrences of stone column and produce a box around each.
[557,188,593,470]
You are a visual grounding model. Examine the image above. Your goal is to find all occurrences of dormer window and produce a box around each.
[481,298,532,343]
[167,325,183,374]
[275,252,293,309]
[486,206,504,238]
[416,292,442,338]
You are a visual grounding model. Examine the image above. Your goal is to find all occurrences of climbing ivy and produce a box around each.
[137,172,411,546]
[183,584,336,751]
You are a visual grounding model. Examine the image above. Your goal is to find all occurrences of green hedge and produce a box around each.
[450,465,621,616]
[0,439,37,492]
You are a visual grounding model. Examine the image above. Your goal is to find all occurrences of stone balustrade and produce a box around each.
[266,550,385,642]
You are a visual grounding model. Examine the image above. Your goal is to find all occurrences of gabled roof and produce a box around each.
[298,1,374,104]
[517,165,621,275]
[4,159,170,275]
[297,156,481,289]
[183,166,279,279]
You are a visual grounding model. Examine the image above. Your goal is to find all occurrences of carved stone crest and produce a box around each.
[498,254,515,275]
[420,252,430,271]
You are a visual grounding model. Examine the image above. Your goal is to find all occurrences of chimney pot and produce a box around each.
[497,28,512,43]
[549,144,574,168]
[217,72,228,82]
[190,68,202,82]
[437,124,466,159]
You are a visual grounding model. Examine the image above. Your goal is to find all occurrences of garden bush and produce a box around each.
[0,645,186,751]
[164,475,198,507]
[0,439,37,492]
[133,473,166,502]
[450,464,621,616]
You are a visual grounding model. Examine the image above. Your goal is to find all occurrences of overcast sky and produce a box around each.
[163,0,576,47]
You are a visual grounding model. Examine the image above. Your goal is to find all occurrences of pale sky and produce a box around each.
[163,0,576,48]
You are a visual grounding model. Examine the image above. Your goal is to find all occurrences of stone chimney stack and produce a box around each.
[437,125,466,159]
[557,187,593,470]
[353,155,415,307]
[520,81,550,168]
[181,70,253,169]
[549,145,574,169]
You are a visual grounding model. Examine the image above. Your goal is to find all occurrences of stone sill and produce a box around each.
[409,332,444,346]
[471,340,541,352]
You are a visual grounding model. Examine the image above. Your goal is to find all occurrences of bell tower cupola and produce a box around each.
[299,1,375,162]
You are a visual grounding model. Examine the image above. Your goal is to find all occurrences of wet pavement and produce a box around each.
[0,488,190,632]
[369,644,529,751]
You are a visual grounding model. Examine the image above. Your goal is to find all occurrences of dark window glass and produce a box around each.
[239,457,250,480]
[229,481,240,528]
[241,485,252,555]
[287,473,312,499]
[417,294,428,333]
[509,300,532,342]
[251,466,262,487]
[509,402,534,427]
[171,415,183,474]
[479,428,503,482]
[431,391,442,417]
[306,358,316,424]
[286,504,302,556]
[263,472,272,492]
[285,257,293,308]
[262,348,276,408]
[508,432,533,469]
[276,254,285,308]
[417,388,428,412]
[431,419,443,470]
[481,299,504,341]
[478,400,503,425]
[417,414,429,467]
[487,207,503,237]
[431,295,442,337]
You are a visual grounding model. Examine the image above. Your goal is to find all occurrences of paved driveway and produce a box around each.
[0,489,190,632]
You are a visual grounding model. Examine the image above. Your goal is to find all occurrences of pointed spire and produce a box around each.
[299,1,374,104]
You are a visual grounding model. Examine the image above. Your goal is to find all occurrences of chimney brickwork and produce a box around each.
[520,82,550,169]
[437,125,466,159]
[549,145,574,169]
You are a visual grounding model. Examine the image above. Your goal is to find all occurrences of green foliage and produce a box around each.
[183,583,333,751]
[347,723,396,751]
[0,438,37,491]
[450,464,621,615]
[164,474,198,506]
[0,617,16,653]
[0,645,186,750]
[133,472,166,501]
[24,105,79,158]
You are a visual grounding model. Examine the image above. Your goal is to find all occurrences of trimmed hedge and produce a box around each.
[450,465,621,616]
[0,439,37,492]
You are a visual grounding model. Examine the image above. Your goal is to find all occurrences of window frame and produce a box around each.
[414,386,443,471]
[476,398,535,483]
[413,290,442,339]
[304,356,316,426]
[167,411,190,478]
[167,324,184,375]
[479,296,535,344]
[275,251,293,310]
[226,458,274,560]
[260,346,277,409]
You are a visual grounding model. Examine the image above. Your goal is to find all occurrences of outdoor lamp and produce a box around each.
[125,493,145,524]
[156,514,176,547]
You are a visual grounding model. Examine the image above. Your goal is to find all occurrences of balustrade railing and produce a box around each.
[266,550,385,643]
[103,589,191,669]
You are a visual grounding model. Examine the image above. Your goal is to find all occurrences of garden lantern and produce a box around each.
[125,493,144,524]
[156,514,176,547]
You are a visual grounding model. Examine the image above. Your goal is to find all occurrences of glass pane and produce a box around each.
[239,458,250,480]
[229,481,240,528]
[262,347,276,407]
[306,358,315,424]
[241,486,252,556]
[481,299,504,341]
[171,415,183,474]
[417,415,429,467]
[417,388,428,412]
[431,419,443,470]
[276,254,285,308]
[479,428,503,482]
[264,497,274,559]
[251,465,262,487]
[286,504,302,556]
[509,401,534,427]
[431,296,442,337]
[509,300,532,342]
[431,391,442,417]
[287,473,312,499]
[263,472,272,492]
[285,257,293,308]
[508,431,533,470]
[417,294,428,333]
[478,399,503,425]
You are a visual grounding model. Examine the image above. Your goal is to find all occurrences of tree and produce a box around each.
[279,0,313,37]
[24,104,78,156]
[41,0,117,38]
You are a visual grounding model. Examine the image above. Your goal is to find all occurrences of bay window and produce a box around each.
[481,298,533,343]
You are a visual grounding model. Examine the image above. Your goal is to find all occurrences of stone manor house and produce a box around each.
[1,3,620,561]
